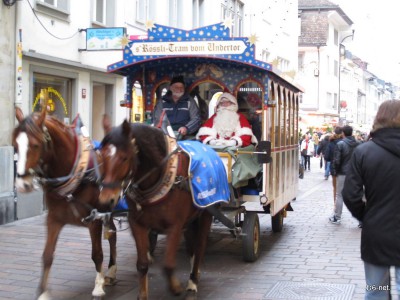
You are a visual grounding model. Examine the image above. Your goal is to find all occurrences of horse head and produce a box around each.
[13,106,47,193]
[99,118,138,207]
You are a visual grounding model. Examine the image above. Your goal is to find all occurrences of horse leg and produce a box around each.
[104,219,117,286]
[37,218,63,300]
[186,212,213,295]
[163,226,185,296]
[88,221,106,297]
[129,220,150,300]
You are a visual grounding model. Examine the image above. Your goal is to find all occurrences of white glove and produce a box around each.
[225,139,237,147]
[208,139,217,145]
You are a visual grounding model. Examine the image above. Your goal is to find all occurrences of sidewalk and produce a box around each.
[0,157,395,299]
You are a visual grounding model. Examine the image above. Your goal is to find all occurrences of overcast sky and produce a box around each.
[333,0,400,83]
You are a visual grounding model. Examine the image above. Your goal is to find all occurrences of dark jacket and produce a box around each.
[153,93,201,134]
[325,135,342,175]
[332,136,359,176]
[317,135,329,157]
[342,128,400,266]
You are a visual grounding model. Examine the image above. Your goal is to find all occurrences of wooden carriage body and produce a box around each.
[108,22,302,260]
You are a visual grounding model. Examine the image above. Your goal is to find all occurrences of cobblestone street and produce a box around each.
[0,157,394,299]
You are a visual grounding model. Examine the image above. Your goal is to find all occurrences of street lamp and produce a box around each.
[338,29,355,126]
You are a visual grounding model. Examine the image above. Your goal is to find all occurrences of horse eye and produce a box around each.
[31,144,40,151]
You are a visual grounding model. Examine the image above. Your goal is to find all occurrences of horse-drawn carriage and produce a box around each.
[13,22,302,300]
[106,22,302,263]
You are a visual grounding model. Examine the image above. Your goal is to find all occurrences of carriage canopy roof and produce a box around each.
[107,21,303,98]
[107,21,273,76]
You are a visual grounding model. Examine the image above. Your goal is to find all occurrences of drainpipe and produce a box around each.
[14,1,22,221]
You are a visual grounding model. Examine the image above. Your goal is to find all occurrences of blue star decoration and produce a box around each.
[107,22,271,73]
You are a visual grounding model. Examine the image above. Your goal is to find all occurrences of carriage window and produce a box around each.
[275,86,281,147]
[33,73,72,124]
[237,82,263,142]
[190,82,222,121]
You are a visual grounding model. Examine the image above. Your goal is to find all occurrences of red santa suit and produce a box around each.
[196,92,258,147]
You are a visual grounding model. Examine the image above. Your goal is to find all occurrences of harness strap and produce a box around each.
[127,135,180,205]
[42,125,93,196]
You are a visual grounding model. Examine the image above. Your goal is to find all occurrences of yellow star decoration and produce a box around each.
[145,20,156,31]
[248,34,259,46]
[222,18,233,30]
[120,34,130,48]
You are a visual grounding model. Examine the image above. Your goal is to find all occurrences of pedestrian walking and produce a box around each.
[300,135,315,171]
[317,133,331,179]
[342,100,400,299]
[329,125,359,224]
[324,127,343,205]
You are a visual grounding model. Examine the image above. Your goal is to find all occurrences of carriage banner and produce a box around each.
[178,141,230,208]
[107,22,272,73]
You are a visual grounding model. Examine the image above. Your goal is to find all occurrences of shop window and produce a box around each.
[33,73,72,124]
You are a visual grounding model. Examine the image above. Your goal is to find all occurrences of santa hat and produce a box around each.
[216,92,238,111]
[170,75,185,86]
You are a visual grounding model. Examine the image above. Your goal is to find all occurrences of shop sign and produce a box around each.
[85,27,126,51]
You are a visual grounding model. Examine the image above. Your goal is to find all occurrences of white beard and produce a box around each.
[213,109,239,139]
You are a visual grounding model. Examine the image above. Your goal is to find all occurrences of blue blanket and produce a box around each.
[178,141,230,208]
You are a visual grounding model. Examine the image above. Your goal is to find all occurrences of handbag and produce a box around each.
[301,149,307,156]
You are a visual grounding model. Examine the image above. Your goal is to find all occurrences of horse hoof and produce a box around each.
[185,289,197,300]
[37,291,51,300]
[92,287,105,298]
[104,276,117,286]
[171,285,184,296]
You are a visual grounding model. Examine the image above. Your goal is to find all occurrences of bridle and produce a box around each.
[101,137,182,209]
[17,118,102,198]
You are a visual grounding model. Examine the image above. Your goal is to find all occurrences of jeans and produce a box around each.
[304,155,311,170]
[364,261,400,299]
[334,175,345,219]
[325,161,330,177]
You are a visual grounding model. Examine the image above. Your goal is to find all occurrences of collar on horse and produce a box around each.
[39,122,101,197]
[125,135,182,207]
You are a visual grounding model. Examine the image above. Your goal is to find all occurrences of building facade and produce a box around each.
[297,0,399,134]
[0,2,17,224]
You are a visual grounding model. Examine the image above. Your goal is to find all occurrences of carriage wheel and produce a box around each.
[242,212,260,262]
[271,209,284,233]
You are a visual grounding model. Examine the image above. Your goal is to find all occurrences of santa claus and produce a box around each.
[196,92,258,147]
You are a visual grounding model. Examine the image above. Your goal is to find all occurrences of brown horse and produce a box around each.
[12,106,117,299]
[99,119,213,300]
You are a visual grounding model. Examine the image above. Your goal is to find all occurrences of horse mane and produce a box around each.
[102,123,167,168]
[12,112,46,142]
[131,124,167,163]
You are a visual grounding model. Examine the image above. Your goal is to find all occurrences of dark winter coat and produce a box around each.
[342,128,400,266]
[325,135,342,176]
[317,135,329,157]
[331,136,359,176]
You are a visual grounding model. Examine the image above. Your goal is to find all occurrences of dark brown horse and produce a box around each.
[99,119,213,300]
[12,106,117,299]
